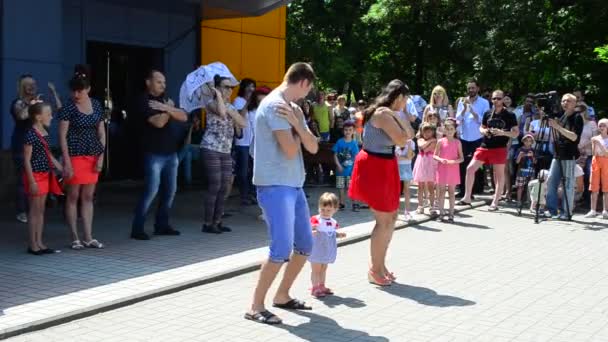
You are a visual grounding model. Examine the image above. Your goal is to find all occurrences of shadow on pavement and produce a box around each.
[0,183,378,315]
[380,283,476,307]
[448,220,491,230]
[583,221,608,231]
[279,310,389,342]
[408,224,442,232]
[316,295,366,309]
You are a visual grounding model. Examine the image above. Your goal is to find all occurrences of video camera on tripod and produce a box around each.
[534,91,560,118]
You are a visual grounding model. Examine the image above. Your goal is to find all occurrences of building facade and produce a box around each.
[0,0,287,198]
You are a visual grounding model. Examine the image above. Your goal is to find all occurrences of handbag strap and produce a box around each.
[32,128,54,170]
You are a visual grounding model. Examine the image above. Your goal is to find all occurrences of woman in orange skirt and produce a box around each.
[23,102,64,255]
[349,79,415,286]
[59,65,105,250]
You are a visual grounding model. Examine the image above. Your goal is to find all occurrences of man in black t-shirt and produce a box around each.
[458,90,519,211]
[131,70,188,240]
[546,93,584,219]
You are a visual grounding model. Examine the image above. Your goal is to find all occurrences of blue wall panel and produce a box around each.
[1,0,63,148]
[0,0,197,149]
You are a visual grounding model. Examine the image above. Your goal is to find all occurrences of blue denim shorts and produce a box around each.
[257,186,313,263]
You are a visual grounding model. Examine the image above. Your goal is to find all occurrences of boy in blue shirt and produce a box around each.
[332,121,360,211]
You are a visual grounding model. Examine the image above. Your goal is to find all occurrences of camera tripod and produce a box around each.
[516,116,572,223]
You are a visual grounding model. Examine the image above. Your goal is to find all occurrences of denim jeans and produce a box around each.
[132,153,179,233]
[234,145,252,201]
[177,146,194,185]
[257,186,313,263]
[583,156,592,202]
[546,159,575,216]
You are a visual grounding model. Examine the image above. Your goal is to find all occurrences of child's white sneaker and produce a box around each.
[585,210,598,218]
[602,211,608,219]
[403,211,413,222]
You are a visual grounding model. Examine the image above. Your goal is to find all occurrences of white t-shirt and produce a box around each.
[233,97,254,146]
[395,140,415,165]
[575,164,584,178]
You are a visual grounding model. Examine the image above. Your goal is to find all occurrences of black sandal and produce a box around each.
[447,215,454,223]
[244,310,282,325]
[273,298,312,310]
[456,200,472,206]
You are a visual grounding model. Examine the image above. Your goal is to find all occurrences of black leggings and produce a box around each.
[202,148,232,224]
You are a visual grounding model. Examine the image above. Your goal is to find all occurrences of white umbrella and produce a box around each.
[179,62,239,113]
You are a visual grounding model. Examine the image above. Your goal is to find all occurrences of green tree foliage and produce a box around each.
[287,0,608,110]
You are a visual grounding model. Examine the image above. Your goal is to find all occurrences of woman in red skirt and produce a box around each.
[23,102,64,255]
[349,79,415,286]
[59,65,106,250]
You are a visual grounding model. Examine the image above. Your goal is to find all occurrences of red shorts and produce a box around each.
[473,147,508,165]
[65,156,100,185]
[24,172,63,197]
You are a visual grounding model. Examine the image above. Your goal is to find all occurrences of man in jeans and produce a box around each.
[245,62,319,325]
[546,93,584,220]
[131,70,188,240]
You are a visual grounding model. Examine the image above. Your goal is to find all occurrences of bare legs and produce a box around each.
[28,194,48,251]
[249,253,308,314]
[65,184,97,243]
[491,164,506,207]
[416,182,435,211]
[369,209,397,278]
[461,160,484,203]
[310,263,328,287]
[402,180,411,214]
[589,192,608,214]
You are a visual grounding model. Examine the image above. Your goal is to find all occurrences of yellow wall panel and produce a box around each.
[241,35,281,84]
[279,39,286,76]
[202,17,242,32]
[279,7,286,39]
[242,9,281,38]
[201,27,242,77]
[201,7,287,88]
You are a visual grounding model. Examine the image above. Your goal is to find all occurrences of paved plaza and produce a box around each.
[4,200,608,341]
[1,182,466,339]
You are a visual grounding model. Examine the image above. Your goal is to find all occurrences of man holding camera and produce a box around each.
[545,93,584,220]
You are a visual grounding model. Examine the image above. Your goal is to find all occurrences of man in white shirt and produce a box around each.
[573,89,596,119]
[410,94,427,120]
[455,79,490,197]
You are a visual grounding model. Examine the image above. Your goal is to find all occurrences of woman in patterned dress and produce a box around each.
[58,65,106,250]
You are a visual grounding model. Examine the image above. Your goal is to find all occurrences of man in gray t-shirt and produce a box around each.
[246,63,319,325]
[253,90,306,187]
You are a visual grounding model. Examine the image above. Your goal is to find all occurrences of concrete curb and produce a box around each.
[0,201,486,340]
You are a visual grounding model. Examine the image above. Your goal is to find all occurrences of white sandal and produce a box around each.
[83,239,104,249]
[71,240,84,250]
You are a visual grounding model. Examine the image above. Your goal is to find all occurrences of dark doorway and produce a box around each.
[86,41,164,180]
